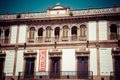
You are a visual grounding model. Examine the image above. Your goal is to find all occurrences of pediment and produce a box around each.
[47,3,70,16]
[48,3,68,10]
[52,5,64,9]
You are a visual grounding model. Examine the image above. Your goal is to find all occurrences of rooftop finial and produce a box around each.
[56,3,60,6]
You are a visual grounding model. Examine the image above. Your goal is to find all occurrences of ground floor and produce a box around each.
[0,48,120,80]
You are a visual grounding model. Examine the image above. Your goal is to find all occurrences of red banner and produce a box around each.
[38,49,46,72]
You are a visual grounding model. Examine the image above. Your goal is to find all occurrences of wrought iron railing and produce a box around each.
[110,72,120,80]
[28,36,87,43]
[18,71,93,80]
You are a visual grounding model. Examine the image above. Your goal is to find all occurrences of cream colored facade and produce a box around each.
[0,3,120,80]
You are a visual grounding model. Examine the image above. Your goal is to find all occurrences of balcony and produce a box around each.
[18,71,93,80]
[0,37,10,44]
[110,33,117,40]
[110,72,120,80]
[28,36,87,43]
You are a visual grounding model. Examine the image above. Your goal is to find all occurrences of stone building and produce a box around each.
[0,3,120,80]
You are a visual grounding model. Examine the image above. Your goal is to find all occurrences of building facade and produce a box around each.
[0,3,120,80]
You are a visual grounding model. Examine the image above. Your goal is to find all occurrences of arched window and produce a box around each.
[80,25,86,37]
[29,27,35,39]
[63,25,69,37]
[4,28,10,43]
[71,26,77,35]
[110,24,117,40]
[5,29,9,37]
[80,25,87,41]
[55,27,60,37]
[71,26,77,41]
[38,28,43,37]
[46,26,52,38]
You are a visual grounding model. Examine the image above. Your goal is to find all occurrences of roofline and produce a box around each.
[0,5,119,15]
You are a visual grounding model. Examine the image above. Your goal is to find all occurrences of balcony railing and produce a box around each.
[110,33,118,40]
[18,71,93,80]
[0,37,10,44]
[28,36,87,43]
[110,72,120,80]
[0,7,120,20]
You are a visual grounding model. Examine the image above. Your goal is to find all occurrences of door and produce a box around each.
[50,57,60,78]
[78,57,88,79]
[0,58,4,79]
[24,58,35,79]
[114,56,120,80]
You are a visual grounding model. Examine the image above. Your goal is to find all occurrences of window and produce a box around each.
[63,25,69,38]
[5,29,9,37]
[55,27,60,37]
[55,27,60,42]
[38,28,43,42]
[29,27,35,42]
[4,29,10,43]
[38,28,43,37]
[29,27,35,39]
[46,26,52,38]
[71,26,77,41]
[80,25,87,41]
[110,24,117,40]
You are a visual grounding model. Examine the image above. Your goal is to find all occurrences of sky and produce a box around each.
[0,0,120,14]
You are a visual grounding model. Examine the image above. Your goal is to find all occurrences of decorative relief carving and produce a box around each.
[49,49,62,53]
[24,53,37,58]
[76,47,89,52]
[26,49,37,53]
[49,49,62,57]
[24,49,37,58]
[75,47,90,56]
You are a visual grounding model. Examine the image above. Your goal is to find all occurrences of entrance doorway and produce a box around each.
[24,58,35,79]
[50,57,60,78]
[0,58,4,79]
[77,57,88,79]
[114,56,120,80]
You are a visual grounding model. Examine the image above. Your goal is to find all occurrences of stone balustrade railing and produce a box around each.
[0,7,120,20]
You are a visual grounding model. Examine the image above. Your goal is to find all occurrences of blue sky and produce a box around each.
[0,0,120,14]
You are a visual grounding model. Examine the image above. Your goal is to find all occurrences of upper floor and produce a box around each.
[0,3,120,20]
[0,20,120,45]
[0,3,120,45]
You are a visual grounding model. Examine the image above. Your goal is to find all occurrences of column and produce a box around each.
[96,21,100,80]
[13,46,18,79]
[60,27,63,42]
